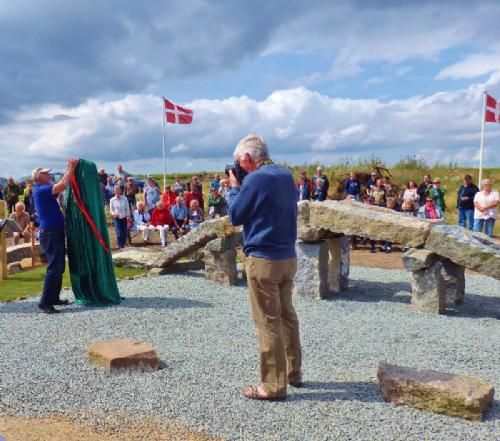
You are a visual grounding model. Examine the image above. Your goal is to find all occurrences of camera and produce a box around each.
[225,160,248,184]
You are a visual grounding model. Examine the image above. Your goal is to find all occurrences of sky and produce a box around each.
[1,0,500,178]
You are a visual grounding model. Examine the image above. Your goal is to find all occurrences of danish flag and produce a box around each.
[485,93,500,123]
[163,98,193,124]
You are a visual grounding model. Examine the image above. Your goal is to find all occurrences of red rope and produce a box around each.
[70,175,110,253]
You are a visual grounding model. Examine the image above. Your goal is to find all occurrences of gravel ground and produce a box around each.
[0,266,499,441]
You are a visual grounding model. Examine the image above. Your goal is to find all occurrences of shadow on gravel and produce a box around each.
[334,280,412,304]
[288,381,382,403]
[484,400,500,422]
[0,297,213,314]
[445,294,500,320]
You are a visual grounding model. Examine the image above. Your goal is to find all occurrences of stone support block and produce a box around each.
[409,261,446,314]
[441,259,466,306]
[326,236,350,293]
[294,241,329,299]
[204,247,237,286]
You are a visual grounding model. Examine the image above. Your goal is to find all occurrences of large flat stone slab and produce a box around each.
[309,201,431,248]
[424,225,500,280]
[7,243,42,264]
[112,248,160,268]
[377,362,495,421]
[88,338,160,372]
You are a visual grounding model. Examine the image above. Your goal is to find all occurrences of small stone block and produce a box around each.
[377,362,495,421]
[88,338,160,372]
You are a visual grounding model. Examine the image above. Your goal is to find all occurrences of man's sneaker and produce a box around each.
[38,304,60,314]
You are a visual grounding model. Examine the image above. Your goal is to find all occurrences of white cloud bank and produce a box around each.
[2,81,500,177]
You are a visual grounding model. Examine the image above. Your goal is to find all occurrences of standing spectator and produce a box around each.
[220,179,231,206]
[132,200,154,243]
[170,196,190,239]
[98,168,108,187]
[473,179,499,237]
[227,134,301,401]
[369,178,386,207]
[32,159,78,314]
[162,184,177,208]
[8,202,31,245]
[185,183,205,211]
[344,172,361,201]
[382,176,395,198]
[364,196,377,253]
[172,175,186,195]
[210,173,221,191]
[207,187,225,218]
[366,172,377,192]
[402,181,419,215]
[188,199,204,229]
[4,177,21,213]
[428,178,446,211]
[150,200,173,247]
[296,171,313,201]
[417,174,432,206]
[113,164,130,191]
[457,174,479,230]
[417,197,444,222]
[312,167,329,200]
[124,177,139,210]
[191,175,202,193]
[381,198,399,252]
[104,176,114,206]
[144,178,160,213]
[23,182,37,220]
[109,186,130,251]
[0,185,4,200]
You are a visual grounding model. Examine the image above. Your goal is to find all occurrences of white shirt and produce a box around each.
[110,196,130,219]
[474,190,499,220]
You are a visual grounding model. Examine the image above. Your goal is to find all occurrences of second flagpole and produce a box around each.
[162,97,167,190]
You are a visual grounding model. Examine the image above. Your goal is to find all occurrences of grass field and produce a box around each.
[0,266,147,302]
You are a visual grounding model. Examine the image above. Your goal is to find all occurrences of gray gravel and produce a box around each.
[0,266,499,441]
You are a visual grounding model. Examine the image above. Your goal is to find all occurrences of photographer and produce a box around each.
[227,134,302,402]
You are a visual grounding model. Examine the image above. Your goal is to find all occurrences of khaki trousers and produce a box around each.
[246,256,302,397]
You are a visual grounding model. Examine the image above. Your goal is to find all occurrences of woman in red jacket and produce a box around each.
[184,183,205,211]
[150,200,173,247]
[162,184,177,208]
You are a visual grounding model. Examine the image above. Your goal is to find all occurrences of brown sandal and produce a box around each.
[242,385,286,401]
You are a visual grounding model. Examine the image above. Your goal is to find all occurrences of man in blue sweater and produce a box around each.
[227,134,302,401]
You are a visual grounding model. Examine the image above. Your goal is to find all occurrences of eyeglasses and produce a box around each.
[426,200,433,203]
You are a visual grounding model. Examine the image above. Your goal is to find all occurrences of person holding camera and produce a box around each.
[227,134,302,402]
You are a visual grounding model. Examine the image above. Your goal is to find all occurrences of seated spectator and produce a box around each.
[427,178,446,211]
[402,180,419,215]
[344,172,361,201]
[417,197,444,222]
[150,200,173,247]
[188,199,204,229]
[185,183,205,211]
[170,196,190,239]
[473,179,499,237]
[162,185,177,208]
[369,178,386,207]
[172,175,186,195]
[132,201,154,243]
[381,198,400,253]
[8,202,31,245]
[208,187,226,219]
[366,172,377,192]
[124,176,139,210]
[296,171,313,201]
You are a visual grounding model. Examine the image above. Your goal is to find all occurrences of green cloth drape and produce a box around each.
[65,159,120,306]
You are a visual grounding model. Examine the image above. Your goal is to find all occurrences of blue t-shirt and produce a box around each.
[33,184,65,231]
[344,179,360,196]
[170,204,188,220]
[228,163,297,260]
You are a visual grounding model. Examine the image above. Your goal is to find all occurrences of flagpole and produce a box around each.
[162,97,167,190]
[478,91,486,186]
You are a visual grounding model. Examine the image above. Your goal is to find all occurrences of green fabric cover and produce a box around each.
[66,159,121,305]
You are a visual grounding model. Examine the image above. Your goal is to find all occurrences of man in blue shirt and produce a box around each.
[228,134,301,401]
[344,171,361,201]
[33,158,78,314]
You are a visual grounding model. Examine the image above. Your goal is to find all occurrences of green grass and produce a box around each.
[0,266,147,302]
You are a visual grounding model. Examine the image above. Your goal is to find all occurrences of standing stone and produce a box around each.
[88,338,160,372]
[204,247,237,286]
[377,362,495,421]
[402,248,440,271]
[408,261,446,314]
[294,241,329,299]
[326,236,350,293]
[441,259,466,306]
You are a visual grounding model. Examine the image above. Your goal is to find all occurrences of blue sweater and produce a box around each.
[228,163,297,260]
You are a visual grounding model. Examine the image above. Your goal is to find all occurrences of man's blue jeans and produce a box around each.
[39,230,66,306]
[473,218,495,237]
[458,208,474,230]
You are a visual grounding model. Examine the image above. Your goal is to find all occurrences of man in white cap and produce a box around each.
[32,158,79,314]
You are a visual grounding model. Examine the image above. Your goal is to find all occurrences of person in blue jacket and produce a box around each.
[227,134,302,401]
[344,171,361,201]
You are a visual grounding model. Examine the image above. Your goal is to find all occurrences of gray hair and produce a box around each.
[113,185,122,193]
[233,134,269,161]
[481,179,491,187]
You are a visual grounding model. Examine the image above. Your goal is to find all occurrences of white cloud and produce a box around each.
[436,50,500,80]
[2,79,500,177]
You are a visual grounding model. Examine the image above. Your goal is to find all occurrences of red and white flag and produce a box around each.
[163,98,193,124]
[485,93,500,123]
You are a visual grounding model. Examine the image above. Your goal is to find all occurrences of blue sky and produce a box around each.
[1,0,500,177]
